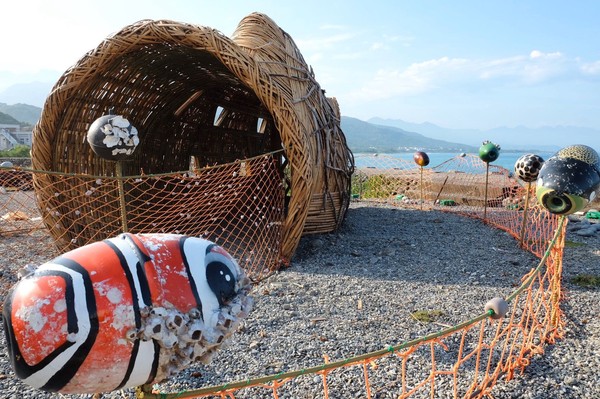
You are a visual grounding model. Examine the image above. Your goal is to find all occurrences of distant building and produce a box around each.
[0,125,32,150]
[0,124,19,132]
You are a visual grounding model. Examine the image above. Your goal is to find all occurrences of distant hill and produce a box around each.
[341,116,477,153]
[0,110,20,125]
[0,81,52,108]
[368,117,600,152]
[0,103,42,125]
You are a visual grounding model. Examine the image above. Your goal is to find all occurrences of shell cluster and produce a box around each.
[100,115,139,154]
[134,279,253,379]
[87,114,140,160]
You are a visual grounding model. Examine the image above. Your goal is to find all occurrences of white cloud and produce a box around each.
[382,34,414,47]
[349,50,588,101]
[581,60,600,75]
[318,24,347,31]
[349,57,470,100]
[481,50,567,83]
[295,32,357,52]
[370,42,385,51]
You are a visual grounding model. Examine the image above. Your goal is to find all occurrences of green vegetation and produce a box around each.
[411,309,444,323]
[0,110,20,125]
[352,173,401,199]
[564,240,586,248]
[571,274,600,288]
[0,145,31,158]
[0,103,42,125]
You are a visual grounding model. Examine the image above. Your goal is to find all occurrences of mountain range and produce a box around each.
[340,116,477,153]
[0,103,41,125]
[0,81,54,108]
[367,117,600,152]
[1,97,599,153]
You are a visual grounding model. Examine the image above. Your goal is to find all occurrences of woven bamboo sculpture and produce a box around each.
[31,13,354,263]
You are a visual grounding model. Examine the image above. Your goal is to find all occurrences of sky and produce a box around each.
[2,0,600,131]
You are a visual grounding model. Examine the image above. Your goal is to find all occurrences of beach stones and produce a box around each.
[514,154,545,182]
[479,141,501,163]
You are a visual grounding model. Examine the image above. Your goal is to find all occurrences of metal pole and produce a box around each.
[483,163,490,219]
[519,181,532,247]
[115,161,128,232]
[419,166,424,210]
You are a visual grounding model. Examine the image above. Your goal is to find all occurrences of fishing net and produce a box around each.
[0,151,567,398]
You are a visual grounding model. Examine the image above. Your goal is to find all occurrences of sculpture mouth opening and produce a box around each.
[540,190,586,215]
[548,194,570,214]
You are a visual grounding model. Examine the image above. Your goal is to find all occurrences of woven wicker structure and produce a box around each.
[31,13,353,262]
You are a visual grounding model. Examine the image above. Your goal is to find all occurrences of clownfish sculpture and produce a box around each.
[536,144,600,215]
[2,234,253,394]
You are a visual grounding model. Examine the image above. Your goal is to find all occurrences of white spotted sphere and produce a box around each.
[514,154,545,183]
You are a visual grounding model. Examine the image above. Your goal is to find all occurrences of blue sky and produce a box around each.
[2,0,600,130]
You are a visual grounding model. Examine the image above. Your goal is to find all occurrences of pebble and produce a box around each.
[0,202,599,398]
[569,214,600,237]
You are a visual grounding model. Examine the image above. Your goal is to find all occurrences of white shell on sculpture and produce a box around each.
[87,113,140,161]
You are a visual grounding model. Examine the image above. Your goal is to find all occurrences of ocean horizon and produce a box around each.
[354,151,555,171]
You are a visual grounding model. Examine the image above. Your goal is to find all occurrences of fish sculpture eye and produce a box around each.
[206,261,237,306]
[536,188,583,215]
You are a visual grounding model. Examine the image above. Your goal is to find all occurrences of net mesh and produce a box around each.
[1,155,285,285]
[0,152,567,399]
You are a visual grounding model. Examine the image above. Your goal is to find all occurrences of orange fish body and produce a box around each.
[3,233,252,394]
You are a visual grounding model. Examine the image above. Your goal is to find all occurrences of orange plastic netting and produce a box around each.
[352,154,561,258]
[0,152,566,399]
[0,155,285,283]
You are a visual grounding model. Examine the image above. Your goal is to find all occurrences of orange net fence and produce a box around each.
[352,154,562,258]
[0,154,285,291]
[0,152,566,399]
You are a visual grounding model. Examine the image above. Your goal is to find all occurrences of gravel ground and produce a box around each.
[0,201,598,398]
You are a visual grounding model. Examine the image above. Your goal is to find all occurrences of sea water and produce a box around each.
[354,151,555,171]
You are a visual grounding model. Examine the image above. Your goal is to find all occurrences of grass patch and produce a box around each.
[565,240,586,248]
[411,309,444,323]
[571,273,600,288]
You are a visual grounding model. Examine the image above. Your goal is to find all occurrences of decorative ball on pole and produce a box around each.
[413,151,430,167]
[478,140,501,164]
[86,108,140,232]
[514,154,545,183]
[413,151,429,210]
[514,154,545,247]
[479,141,501,219]
[87,108,140,161]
